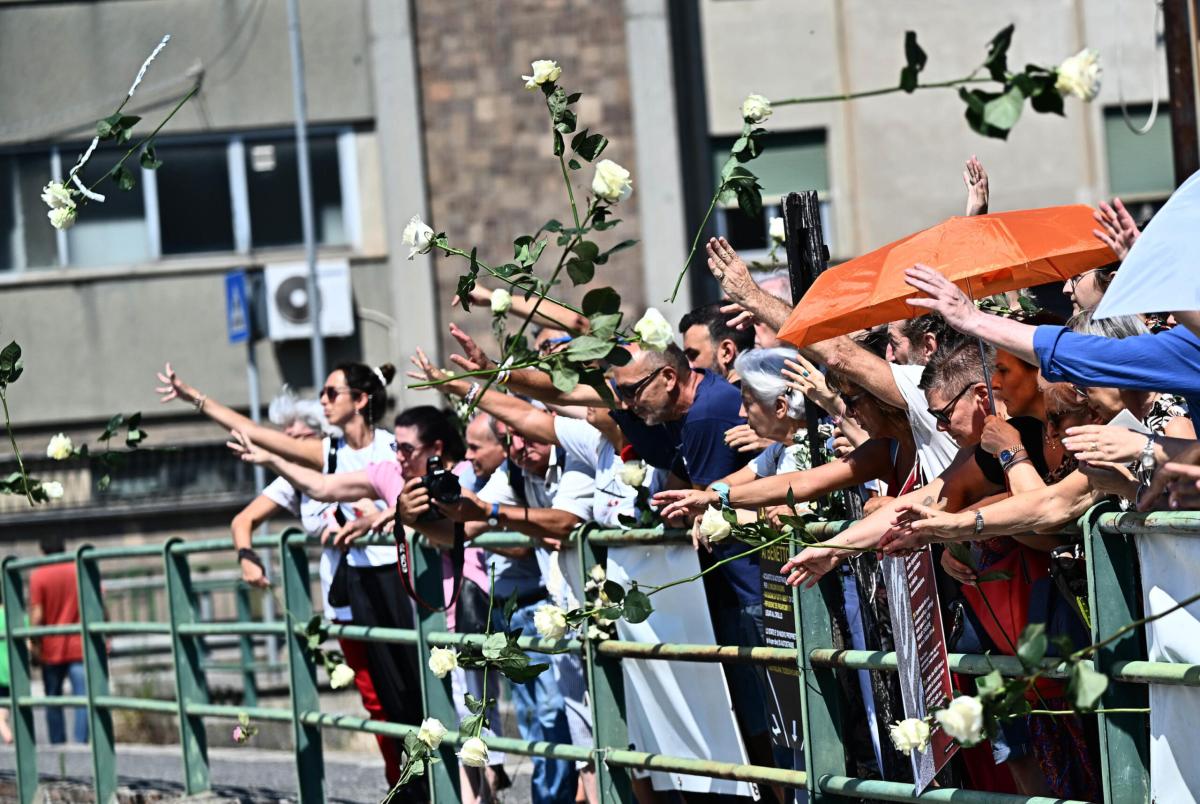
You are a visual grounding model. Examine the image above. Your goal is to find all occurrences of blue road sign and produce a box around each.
[225,270,251,344]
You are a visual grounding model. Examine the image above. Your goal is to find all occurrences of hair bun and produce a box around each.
[375,363,397,386]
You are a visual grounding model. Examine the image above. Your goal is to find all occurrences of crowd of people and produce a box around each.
[153,158,1200,803]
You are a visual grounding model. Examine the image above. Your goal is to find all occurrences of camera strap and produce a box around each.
[395,521,466,613]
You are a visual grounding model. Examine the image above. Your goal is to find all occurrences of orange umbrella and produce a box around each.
[777,204,1116,348]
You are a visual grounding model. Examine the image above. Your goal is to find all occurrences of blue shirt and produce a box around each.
[460,463,544,600]
[1033,324,1200,413]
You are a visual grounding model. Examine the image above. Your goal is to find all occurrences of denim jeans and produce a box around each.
[493,601,577,804]
[711,601,771,737]
[43,661,87,744]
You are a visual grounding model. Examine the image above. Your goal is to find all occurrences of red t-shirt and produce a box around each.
[29,561,83,665]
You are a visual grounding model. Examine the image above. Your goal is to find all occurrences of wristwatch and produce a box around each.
[1138,435,1157,482]
[711,482,731,509]
[973,510,985,535]
[999,445,1027,471]
[486,502,501,528]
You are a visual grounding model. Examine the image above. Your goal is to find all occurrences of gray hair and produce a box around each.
[733,347,806,419]
[268,385,338,436]
[1068,308,1148,340]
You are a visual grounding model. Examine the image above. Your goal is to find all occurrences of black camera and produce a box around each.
[417,455,462,522]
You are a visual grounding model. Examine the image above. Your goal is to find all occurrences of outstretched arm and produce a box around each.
[157,363,324,468]
[228,431,375,502]
[705,237,793,332]
[904,265,1037,364]
[459,285,590,334]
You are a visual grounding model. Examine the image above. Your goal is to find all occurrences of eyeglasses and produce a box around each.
[390,442,418,456]
[842,391,868,411]
[319,385,354,402]
[927,384,974,427]
[1066,269,1099,293]
[615,366,666,402]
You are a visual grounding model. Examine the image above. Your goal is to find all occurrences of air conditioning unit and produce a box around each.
[263,260,356,341]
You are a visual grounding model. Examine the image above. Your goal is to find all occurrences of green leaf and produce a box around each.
[565,335,614,361]
[503,592,518,626]
[622,586,654,624]
[501,661,550,682]
[0,341,22,385]
[539,219,563,234]
[568,158,582,170]
[482,632,508,659]
[566,258,594,285]
[588,312,622,340]
[984,24,1015,82]
[550,361,579,393]
[139,145,163,170]
[945,541,976,571]
[975,669,1005,699]
[595,240,637,265]
[899,30,927,93]
[582,287,621,316]
[1016,622,1048,669]
[109,165,136,191]
[1068,661,1109,711]
[605,346,632,367]
[975,568,1012,583]
[459,713,483,736]
[602,581,626,604]
[574,131,608,162]
[553,130,564,157]
[982,85,1025,133]
[960,88,1010,140]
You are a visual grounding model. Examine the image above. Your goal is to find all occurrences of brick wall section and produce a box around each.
[412,0,645,361]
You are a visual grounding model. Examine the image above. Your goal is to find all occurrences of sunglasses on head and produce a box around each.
[928,383,974,426]
[615,366,666,401]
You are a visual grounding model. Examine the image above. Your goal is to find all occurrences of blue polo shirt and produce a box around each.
[1032,324,1200,413]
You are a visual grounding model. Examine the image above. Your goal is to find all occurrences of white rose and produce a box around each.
[416,717,447,750]
[48,207,77,231]
[42,481,64,500]
[490,288,512,315]
[591,159,633,204]
[617,460,647,489]
[633,308,673,351]
[402,214,436,260]
[533,604,568,641]
[427,646,459,679]
[934,695,985,745]
[698,506,731,544]
[1055,48,1102,101]
[741,93,773,123]
[328,662,356,689]
[46,433,74,461]
[888,718,930,756]
[589,564,606,585]
[41,182,75,210]
[769,216,786,245]
[522,59,562,90]
[458,736,490,767]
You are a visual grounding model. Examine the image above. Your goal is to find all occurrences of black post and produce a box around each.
[1164,0,1200,184]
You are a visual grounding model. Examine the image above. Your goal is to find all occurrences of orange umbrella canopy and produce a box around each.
[777,205,1116,348]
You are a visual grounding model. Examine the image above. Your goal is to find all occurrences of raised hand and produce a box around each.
[407,347,453,389]
[447,323,495,374]
[783,355,841,414]
[904,264,980,333]
[227,430,272,466]
[155,362,200,406]
[720,300,756,331]
[705,237,759,304]
[963,155,989,217]
[1092,198,1141,260]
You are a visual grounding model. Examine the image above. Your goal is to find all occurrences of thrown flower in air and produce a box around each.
[618,459,647,489]
[1055,48,1102,101]
[48,207,77,231]
[328,662,356,689]
[417,717,447,750]
[402,214,436,260]
[591,159,633,204]
[41,182,75,211]
[633,308,673,351]
[458,736,490,767]
[533,604,569,641]
[935,694,984,745]
[42,481,64,500]
[741,93,773,123]
[769,216,786,245]
[522,59,562,90]
[889,718,931,756]
[46,433,74,461]
[427,646,459,678]
[490,288,513,315]
[698,506,732,544]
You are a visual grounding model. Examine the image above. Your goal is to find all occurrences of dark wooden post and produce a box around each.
[1164,0,1200,184]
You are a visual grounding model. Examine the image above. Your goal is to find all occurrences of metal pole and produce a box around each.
[245,336,279,667]
[1164,0,1200,185]
[285,0,326,389]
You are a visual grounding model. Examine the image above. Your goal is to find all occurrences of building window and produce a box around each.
[710,129,834,262]
[156,141,236,255]
[0,152,58,272]
[1103,104,1173,223]
[63,142,153,268]
[245,135,345,249]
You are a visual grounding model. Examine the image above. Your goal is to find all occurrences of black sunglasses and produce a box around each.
[928,383,974,426]
[842,391,868,411]
[319,385,356,402]
[615,366,666,401]
[390,442,417,456]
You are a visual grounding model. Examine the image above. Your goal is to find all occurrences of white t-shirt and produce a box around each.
[750,441,809,478]
[553,417,662,529]
[891,363,958,481]
[324,428,398,567]
[261,477,353,622]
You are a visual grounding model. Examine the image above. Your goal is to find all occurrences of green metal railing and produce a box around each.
[2,508,1197,802]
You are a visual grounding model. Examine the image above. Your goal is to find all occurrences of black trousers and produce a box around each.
[346,564,424,732]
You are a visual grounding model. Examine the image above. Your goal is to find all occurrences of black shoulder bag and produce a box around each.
[326,439,354,609]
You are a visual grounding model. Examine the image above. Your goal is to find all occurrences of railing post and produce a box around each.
[794,551,845,802]
[76,547,117,803]
[577,528,630,803]
[3,558,38,804]
[162,537,211,795]
[411,530,459,802]
[1083,505,1151,801]
[235,581,260,707]
[279,529,325,802]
